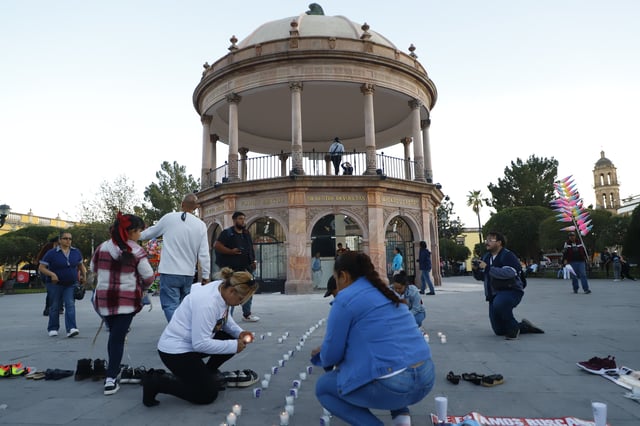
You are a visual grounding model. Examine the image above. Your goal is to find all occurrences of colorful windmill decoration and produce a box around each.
[551,176,593,237]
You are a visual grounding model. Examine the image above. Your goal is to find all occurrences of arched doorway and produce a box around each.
[385,217,415,280]
[310,213,363,288]
[248,217,286,292]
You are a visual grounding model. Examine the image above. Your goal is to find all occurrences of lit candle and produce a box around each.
[285,404,294,416]
[437,331,443,337]
[440,335,447,344]
[226,412,237,426]
[261,379,269,388]
[299,372,307,380]
[424,333,430,342]
[232,403,242,416]
[279,410,290,425]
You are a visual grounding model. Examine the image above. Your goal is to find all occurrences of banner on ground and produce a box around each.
[430,412,607,426]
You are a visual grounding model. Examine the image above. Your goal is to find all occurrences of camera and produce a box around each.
[472,260,481,268]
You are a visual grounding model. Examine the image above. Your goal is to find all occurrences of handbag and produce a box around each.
[73,284,86,300]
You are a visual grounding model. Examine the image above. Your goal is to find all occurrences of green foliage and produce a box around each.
[67,223,110,259]
[0,236,39,264]
[439,238,471,262]
[437,197,463,240]
[483,206,554,261]
[5,226,60,244]
[622,205,640,262]
[487,155,558,212]
[142,161,200,224]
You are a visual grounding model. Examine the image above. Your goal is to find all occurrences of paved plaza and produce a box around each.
[1,276,639,425]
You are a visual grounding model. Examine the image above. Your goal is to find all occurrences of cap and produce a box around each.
[324,276,337,298]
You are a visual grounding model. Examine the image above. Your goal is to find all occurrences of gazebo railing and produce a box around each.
[202,151,417,189]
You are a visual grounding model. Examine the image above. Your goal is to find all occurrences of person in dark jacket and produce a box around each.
[562,231,591,293]
[417,241,435,295]
[472,231,543,339]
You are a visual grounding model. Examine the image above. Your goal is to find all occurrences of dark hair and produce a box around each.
[392,271,407,286]
[232,211,245,220]
[419,241,427,249]
[395,247,402,255]
[334,251,405,306]
[111,213,145,265]
[486,231,506,246]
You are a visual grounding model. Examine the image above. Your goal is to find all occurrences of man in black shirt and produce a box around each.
[214,212,259,322]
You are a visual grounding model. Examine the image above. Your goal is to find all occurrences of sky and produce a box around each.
[2,0,639,227]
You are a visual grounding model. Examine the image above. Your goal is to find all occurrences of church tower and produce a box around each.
[593,151,621,213]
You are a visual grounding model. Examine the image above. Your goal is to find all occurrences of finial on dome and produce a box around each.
[408,44,418,58]
[360,22,371,40]
[306,3,325,15]
[228,35,238,51]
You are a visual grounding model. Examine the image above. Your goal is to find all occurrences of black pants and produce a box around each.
[156,331,235,405]
[331,155,342,175]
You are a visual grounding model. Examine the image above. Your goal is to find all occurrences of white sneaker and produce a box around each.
[104,377,120,395]
[67,328,79,338]
[242,315,260,322]
[48,330,58,337]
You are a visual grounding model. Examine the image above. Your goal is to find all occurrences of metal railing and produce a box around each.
[202,151,418,189]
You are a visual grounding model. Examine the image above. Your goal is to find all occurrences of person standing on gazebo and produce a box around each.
[329,137,345,175]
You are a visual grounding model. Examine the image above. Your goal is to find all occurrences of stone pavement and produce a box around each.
[1,276,639,425]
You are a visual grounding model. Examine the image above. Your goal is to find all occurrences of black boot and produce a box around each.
[92,359,107,381]
[74,358,93,381]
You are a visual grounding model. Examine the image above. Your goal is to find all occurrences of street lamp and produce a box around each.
[0,204,10,228]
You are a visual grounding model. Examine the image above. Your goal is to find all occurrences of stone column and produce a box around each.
[290,82,304,175]
[366,189,387,279]
[285,190,312,294]
[361,83,377,175]
[238,147,249,181]
[226,93,241,181]
[421,117,433,183]
[201,115,212,186]
[324,155,332,175]
[279,152,289,177]
[409,99,426,182]
[401,137,412,180]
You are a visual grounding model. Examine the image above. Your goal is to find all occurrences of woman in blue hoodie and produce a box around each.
[313,251,434,426]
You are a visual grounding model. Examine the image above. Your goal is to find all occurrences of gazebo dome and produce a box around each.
[595,150,613,168]
[238,14,396,49]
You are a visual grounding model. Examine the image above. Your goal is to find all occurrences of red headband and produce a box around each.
[115,212,132,250]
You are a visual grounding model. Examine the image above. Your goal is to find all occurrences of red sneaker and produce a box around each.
[577,355,617,374]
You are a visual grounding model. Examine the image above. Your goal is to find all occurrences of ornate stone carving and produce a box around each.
[289,81,303,92]
[360,83,375,95]
[408,99,422,110]
[228,35,238,51]
[226,93,241,104]
[328,37,336,49]
[408,43,417,59]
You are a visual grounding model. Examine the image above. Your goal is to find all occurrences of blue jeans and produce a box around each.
[488,289,523,336]
[230,296,253,318]
[104,313,135,378]
[47,282,77,332]
[420,269,434,293]
[414,311,426,328]
[316,359,435,425]
[159,274,194,322]
[569,261,590,291]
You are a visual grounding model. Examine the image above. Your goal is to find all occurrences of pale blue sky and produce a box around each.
[2,0,638,226]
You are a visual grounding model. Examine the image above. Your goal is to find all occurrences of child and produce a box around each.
[391,271,425,327]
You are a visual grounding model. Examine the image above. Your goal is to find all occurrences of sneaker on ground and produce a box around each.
[67,328,79,338]
[48,330,58,337]
[121,366,146,384]
[104,377,120,395]
[577,355,617,374]
[229,369,259,388]
[242,315,260,322]
[584,289,592,294]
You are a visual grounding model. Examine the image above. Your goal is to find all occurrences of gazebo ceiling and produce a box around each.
[206,81,421,153]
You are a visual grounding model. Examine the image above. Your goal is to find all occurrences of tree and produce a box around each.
[622,205,640,262]
[483,206,554,261]
[0,226,60,266]
[68,222,110,259]
[143,161,200,224]
[437,196,463,241]
[466,190,484,245]
[487,155,558,212]
[79,175,143,223]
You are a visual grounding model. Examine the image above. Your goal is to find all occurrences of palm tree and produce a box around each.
[467,190,484,244]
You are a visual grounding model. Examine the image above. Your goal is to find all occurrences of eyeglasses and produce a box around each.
[60,237,72,240]
[485,239,497,243]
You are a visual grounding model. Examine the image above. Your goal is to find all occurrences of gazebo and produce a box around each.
[194,4,443,293]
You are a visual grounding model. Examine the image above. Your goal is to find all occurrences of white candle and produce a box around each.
[296,345,301,351]
[288,350,294,357]
[226,412,237,426]
[279,410,290,425]
[283,354,290,361]
[271,366,278,374]
[306,365,313,374]
[440,335,447,344]
[285,404,295,416]
[292,379,301,388]
[437,331,443,337]
[289,388,298,398]
[264,373,272,381]
[323,408,331,417]
[261,379,269,389]
[285,395,294,405]
[320,415,331,426]
[267,332,272,336]
[278,359,285,367]
[277,337,283,344]
[299,372,307,380]
[232,403,242,416]
[285,331,290,337]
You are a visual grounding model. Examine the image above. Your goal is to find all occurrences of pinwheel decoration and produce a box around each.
[551,175,593,240]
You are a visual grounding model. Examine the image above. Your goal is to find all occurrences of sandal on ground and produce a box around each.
[446,371,461,384]
[481,374,504,387]
[30,372,47,380]
[461,372,485,385]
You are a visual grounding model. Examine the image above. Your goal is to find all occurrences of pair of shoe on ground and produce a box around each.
[74,358,107,381]
[48,328,79,338]
[0,362,33,378]
[221,369,259,388]
[447,371,504,387]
